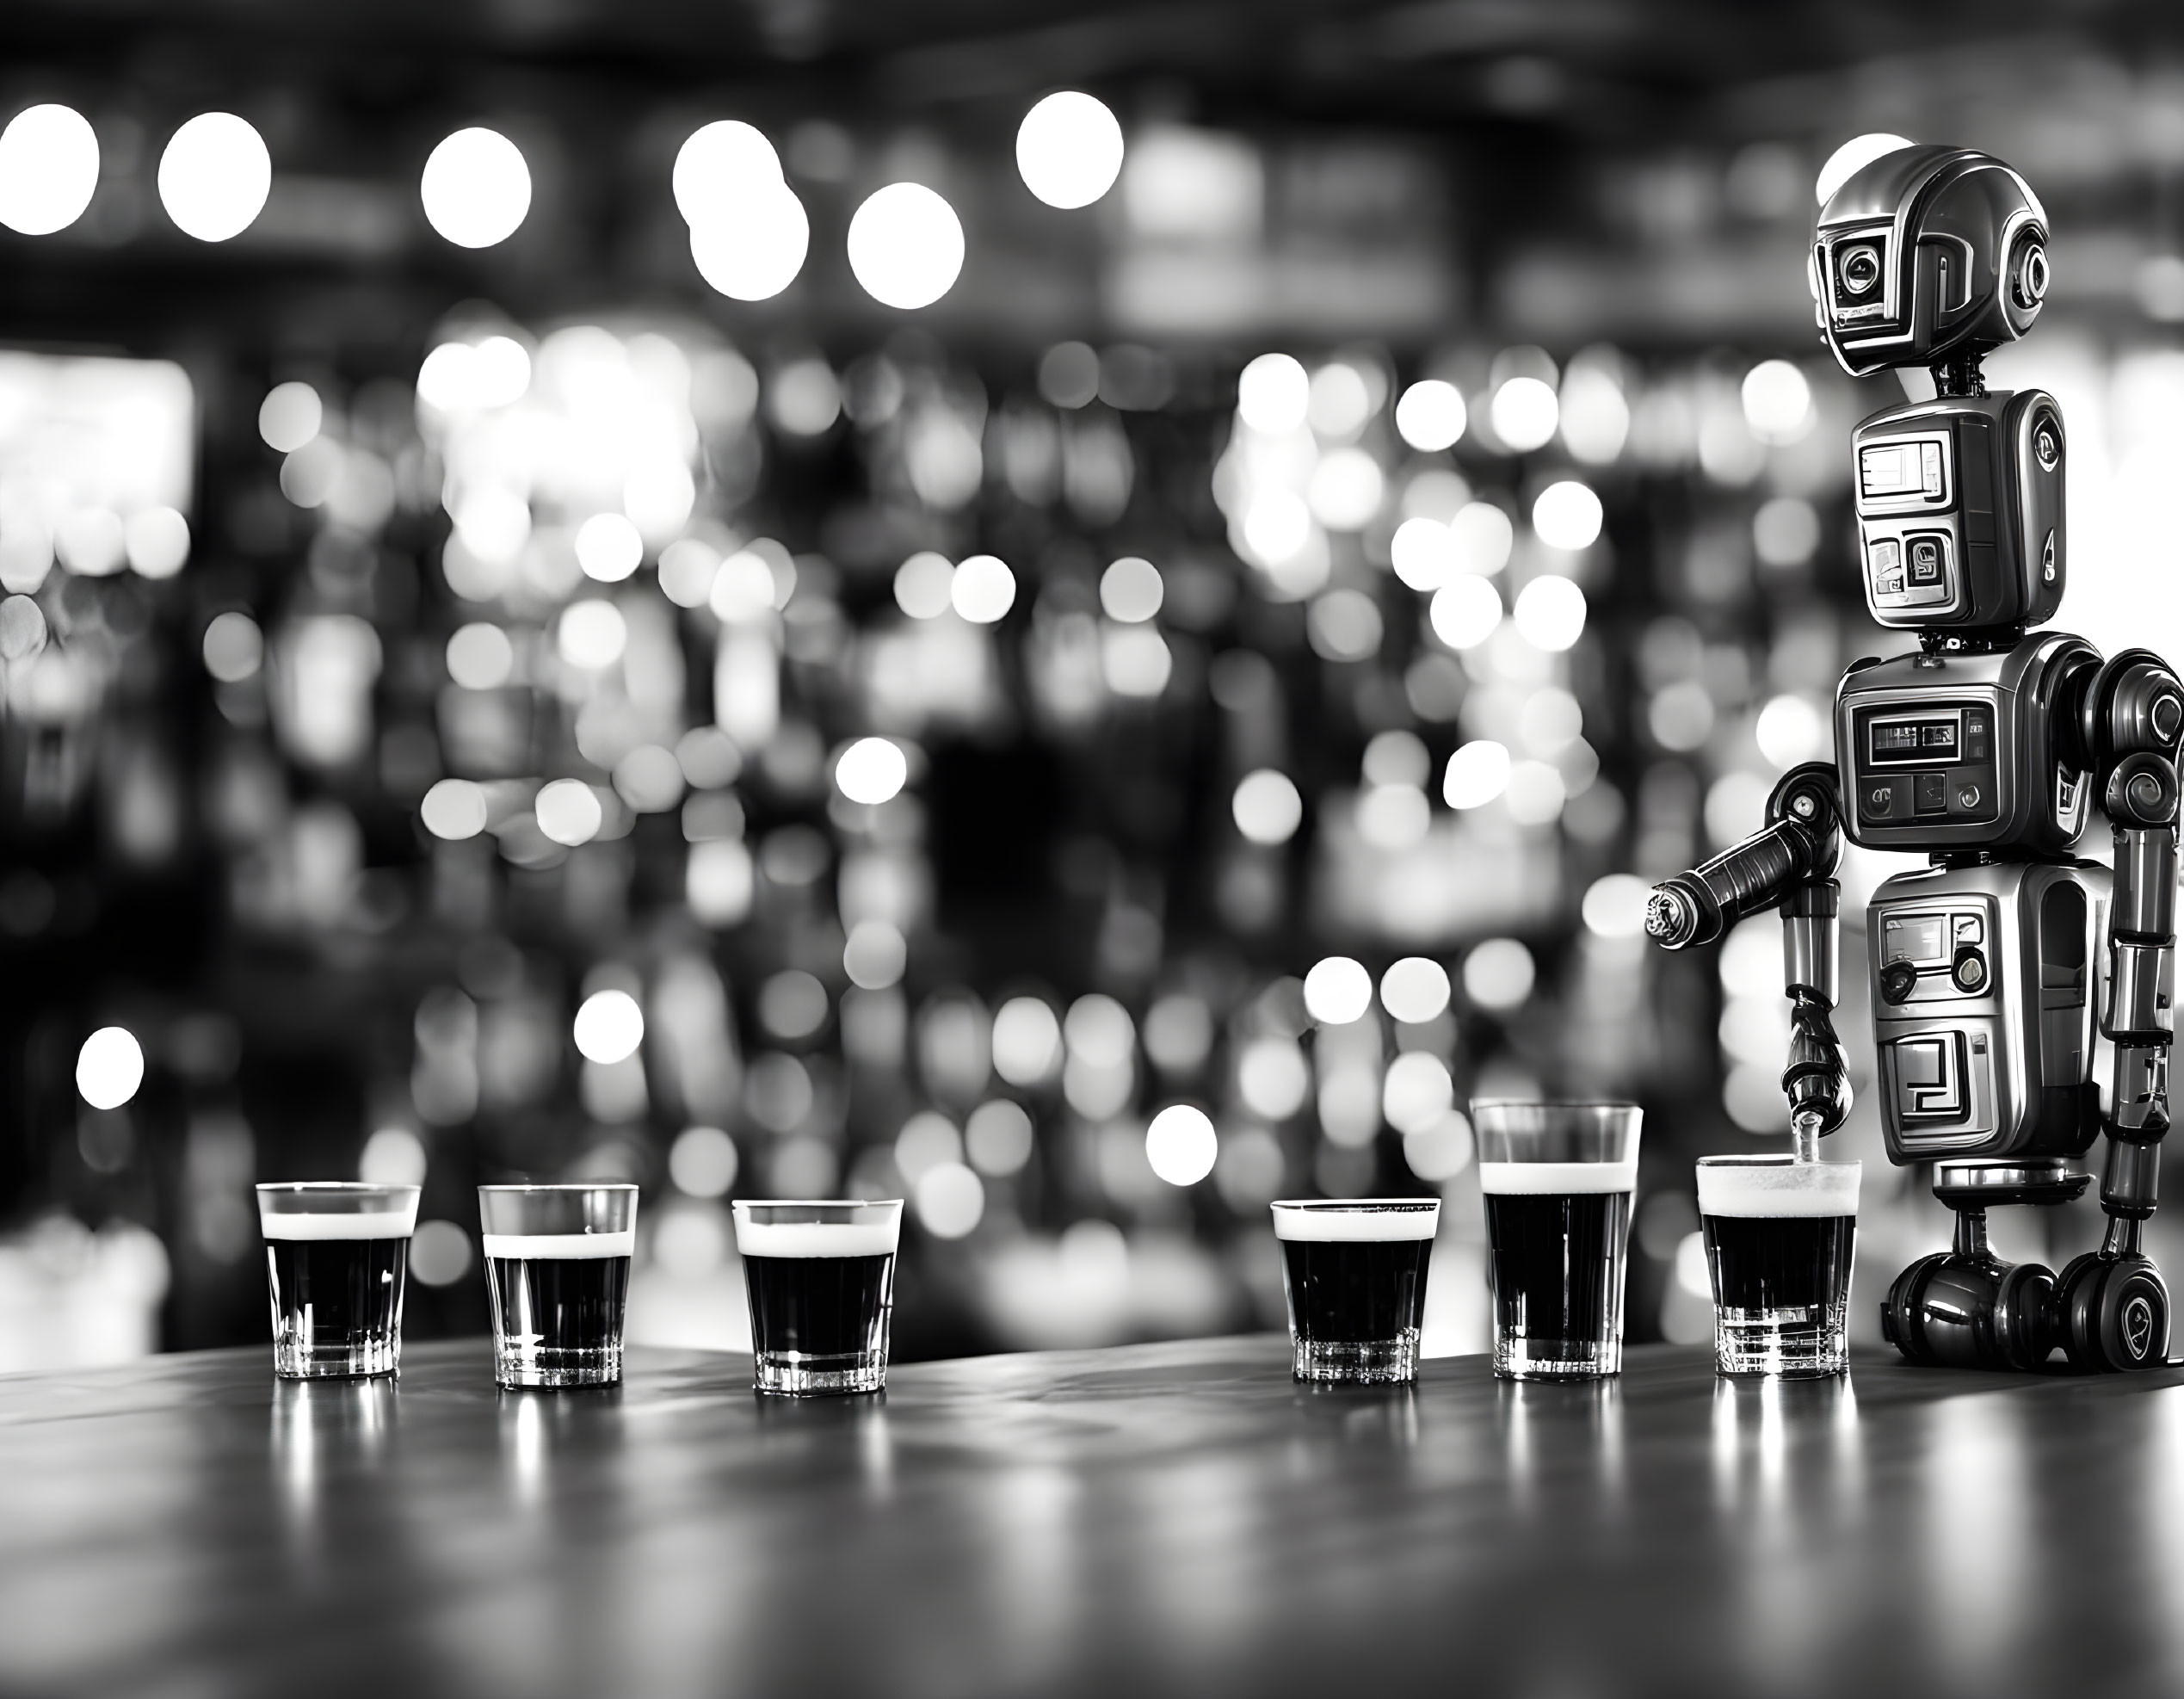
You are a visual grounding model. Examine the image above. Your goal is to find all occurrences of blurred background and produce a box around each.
[5,0,2184,1371]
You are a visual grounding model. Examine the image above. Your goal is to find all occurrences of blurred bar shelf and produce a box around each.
[3,1338,2181,1696]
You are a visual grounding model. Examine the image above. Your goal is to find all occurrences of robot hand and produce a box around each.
[1647,764,1850,1146]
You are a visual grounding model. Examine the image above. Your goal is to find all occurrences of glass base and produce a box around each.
[274,1337,400,1380]
[1715,1306,1848,1378]
[494,1341,623,1388]
[1494,1336,1620,1381]
[754,1349,886,1396]
[1292,1332,1418,1384]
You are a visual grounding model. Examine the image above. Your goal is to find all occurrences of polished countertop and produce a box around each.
[3,1337,2183,1697]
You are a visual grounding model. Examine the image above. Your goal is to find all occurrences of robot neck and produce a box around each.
[1931,350,1989,398]
[1917,627,2025,657]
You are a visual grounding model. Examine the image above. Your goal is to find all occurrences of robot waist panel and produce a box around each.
[1869,862,2103,1161]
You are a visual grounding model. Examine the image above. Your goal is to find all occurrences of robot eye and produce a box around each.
[2012,240,2050,311]
[1838,244,1881,297]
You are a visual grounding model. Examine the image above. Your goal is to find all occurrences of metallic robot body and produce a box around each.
[1647,140,2183,1372]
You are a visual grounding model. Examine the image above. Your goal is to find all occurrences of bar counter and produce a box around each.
[5,1337,2184,1696]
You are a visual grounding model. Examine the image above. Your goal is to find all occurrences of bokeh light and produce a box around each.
[1428,577,1502,650]
[1391,517,1457,590]
[1452,502,1515,574]
[688,185,809,302]
[535,780,604,846]
[916,1163,986,1237]
[446,622,515,689]
[202,612,263,683]
[1231,769,1303,844]
[1237,354,1310,435]
[1144,1105,1218,1186]
[847,182,965,309]
[157,113,271,242]
[575,513,644,582]
[894,552,955,618]
[951,554,1015,622]
[257,382,323,453]
[966,1101,1034,1176]
[1513,575,1587,651]
[992,998,1063,1085]
[421,778,489,840]
[843,921,908,991]
[77,1027,145,1110]
[836,737,908,805]
[1490,375,1559,452]
[573,989,645,1065]
[1379,956,1451,1023]
[1531,480,1603,551]
[1463,938,1536,1010]
[558,600,628,670]
[1016,92,1125,209]
[0,105,100,236]
[1395,379,1467,452]
[1443,739,1511,809]
[420,127,531,249]
[1303,956,1373,1024]
[1100,556,1163,622]
[126,509,189,578]
[1582,873,1651,937]
[1382,1052,1454,1134]
[1404,1111,1475,1182]
[1742,360,1813,443]
[672,120,782,221]
[669,1126,738,1197]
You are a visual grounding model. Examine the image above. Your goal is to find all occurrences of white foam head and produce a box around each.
[1478,1160,1637,1196]
[481,1230,636,1259]
[1697,1159,1860,1219]
[733,1219,900,1258]
[257,1185,418,1240]
[260,1211,416,1242]
[1270,1200,1440,1242]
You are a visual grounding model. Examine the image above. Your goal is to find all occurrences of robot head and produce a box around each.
[1812,142,2050,378]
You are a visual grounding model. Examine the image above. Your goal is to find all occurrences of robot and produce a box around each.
[1644,141,2183,1373]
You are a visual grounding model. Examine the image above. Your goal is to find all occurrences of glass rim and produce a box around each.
[1696,1154,1862,1170]
[1269,1197,1440,1213]
[1470,1099,1641,1114]
[731,1197,903,1214]
[477,1182,640,1195]
[256,1181,420,1197]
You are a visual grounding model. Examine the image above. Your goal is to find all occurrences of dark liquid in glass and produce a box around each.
[743,1253,895,1359]
[1279,1240,1431,1344]
[1484,1191,1631,1343]
[1702,1214,1855,1313]
[487,1256,632,1352]
[267,1238,407,1361]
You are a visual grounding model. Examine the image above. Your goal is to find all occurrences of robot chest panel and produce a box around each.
[1835,640,2092,855]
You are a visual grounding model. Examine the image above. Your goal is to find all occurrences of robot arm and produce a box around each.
[2088,652,2184,1236]
[1646,763,1852,1154]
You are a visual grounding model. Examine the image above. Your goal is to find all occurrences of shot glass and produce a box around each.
[1270,1198,1440,1384]
[1697,1156,1860,1377]
[478,1183,637,1388]
[1475,1102,1642,1381]
[257,1182,422,1380]
[732,1200,902,1396]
